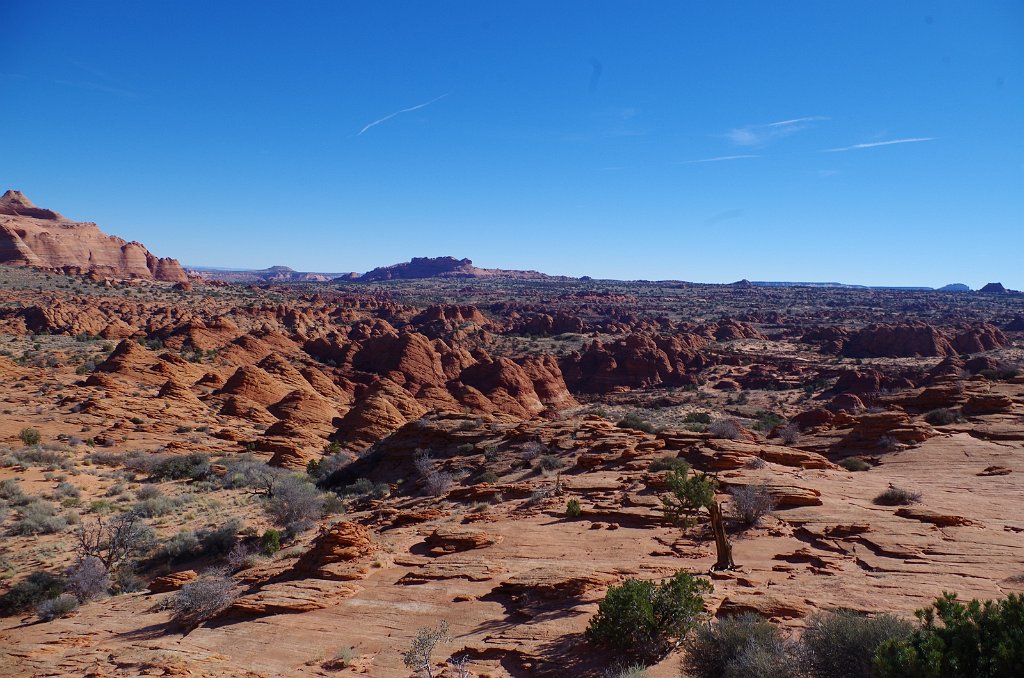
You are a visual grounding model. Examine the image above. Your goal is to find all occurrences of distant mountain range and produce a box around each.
[742,280,977,292]
[188,258,1019,294]
[0,192,1015,292]
[188,256,574,284]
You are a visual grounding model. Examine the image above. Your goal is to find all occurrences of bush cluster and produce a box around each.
[586,571,711,661]
[729,485,774,527]
[924,408,964,426]
[616,413,656,434]
[873,486,921,506]
[708,419,742,440]
[172,573,238,626]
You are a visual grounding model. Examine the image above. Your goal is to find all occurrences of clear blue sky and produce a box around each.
[2,1,1022,287]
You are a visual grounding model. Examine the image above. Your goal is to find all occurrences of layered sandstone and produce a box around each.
[0,190,186,282]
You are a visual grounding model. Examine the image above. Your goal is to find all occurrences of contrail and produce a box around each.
[357,93,450,136]
[672,154,761,165]
[824,137,934,152]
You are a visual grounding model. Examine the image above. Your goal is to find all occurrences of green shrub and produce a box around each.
[536,454,564,472]
[874,592,1024,678]
[265,475,324,534]
[0,478,30,505]
[261,529,282,556]
[161,530,202,562]
[617,413,656,434]
[977,367,1020,381]
[339,477,389,499]
[159,522,239,562]
[684,612,798,678]
[801,609,912,678]
[924,408,963,426]
[683,412,712,425]
[0,571,66,616]
[586,571,711,661]
[661,467,715,527]
[149,454,210,481]
[873,487,921,506]
[19,427,41,446]
[11,500,68,535]
[36,593,79,621]
[475,470,499,484]
[753,410,786,433]
[604,664,646,678]
[648,456,688,473]
[566,498,582,519]
[840,457,871,472]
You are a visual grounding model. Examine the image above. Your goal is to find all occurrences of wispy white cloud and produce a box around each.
[823,137,934,152]
[673,154,761,165]
[727,116,827,146]
[357,93,450,136]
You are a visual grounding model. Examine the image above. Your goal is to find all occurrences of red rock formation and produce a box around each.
[842,322,954,358]
[713,319,766,341]
[950,323,1008,354]
[291,521,378,579]
[842,321,1007,358]
[561,333,708,393]
[333,378,429,450]
[0,190,186,282]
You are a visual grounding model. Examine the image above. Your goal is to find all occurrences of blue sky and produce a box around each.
[2,1,1021,287]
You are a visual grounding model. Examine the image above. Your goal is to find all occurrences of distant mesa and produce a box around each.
[979,282,1009,295]
[356,256,570,282]
[729,279,754,288]
[0,189,187,282]
[189,265,338,283]
[359,256,476,281]
[937,283,971,292]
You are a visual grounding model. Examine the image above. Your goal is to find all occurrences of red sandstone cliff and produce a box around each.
[0,190,187,282]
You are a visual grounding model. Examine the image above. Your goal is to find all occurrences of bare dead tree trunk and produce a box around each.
[708,500,735,571]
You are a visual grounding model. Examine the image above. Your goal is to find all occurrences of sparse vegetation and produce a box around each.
[729,484,774,527]
[840,457,871,472]
[924,408,964,425]
[873,486,921,506]
[801,609,913,678]
[36,593,79,621]
[0,571,66,616]
[536,454,564,472]
[172,573,239,626]
[566,498,582,518]
[617,413,656,434]
[403,619,450,678]
[684,612,798,678]
[779,422,800,445]
[264,475,325,534]
[649,455,689,473]
[708,419,742,440]
[65,556,111,602]
[11,500,69,535]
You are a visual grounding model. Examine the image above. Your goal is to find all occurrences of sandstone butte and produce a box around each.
[0,189,187,282]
